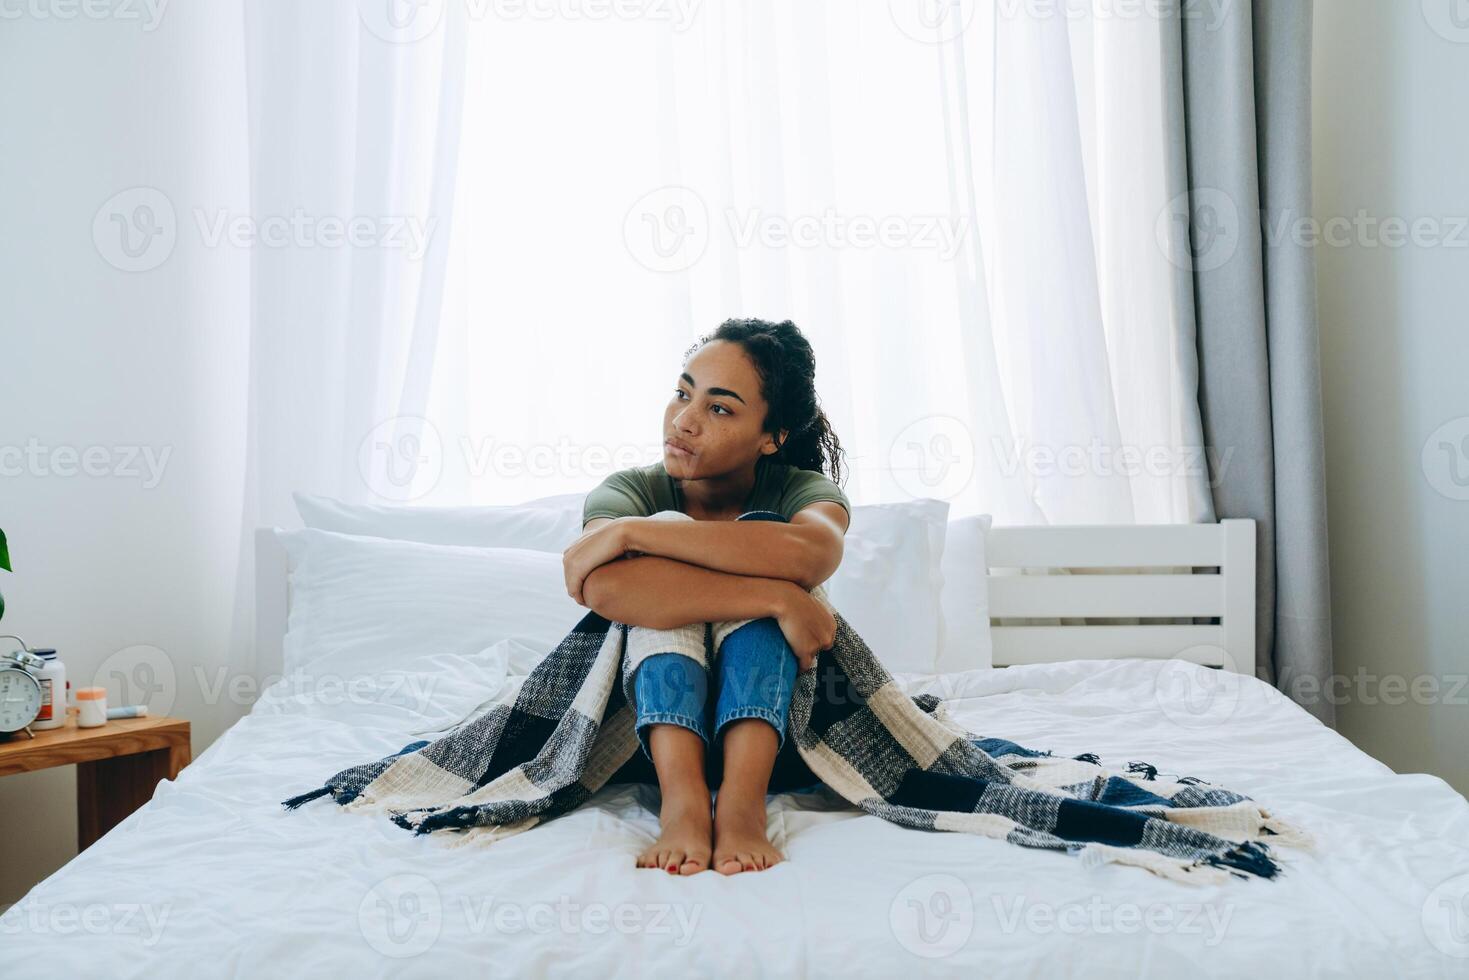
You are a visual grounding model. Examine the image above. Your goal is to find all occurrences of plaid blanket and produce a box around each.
[281,585,1311,885]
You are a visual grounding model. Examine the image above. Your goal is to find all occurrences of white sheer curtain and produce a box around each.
[233,1,470,682]
[415,0,1214,526]
[238,0,468,527]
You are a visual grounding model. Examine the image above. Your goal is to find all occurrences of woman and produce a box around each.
[562,318,850,877]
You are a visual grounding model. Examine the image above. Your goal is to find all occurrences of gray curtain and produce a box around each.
[1163,0,1336,726]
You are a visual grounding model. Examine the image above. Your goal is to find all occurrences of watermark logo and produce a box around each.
[1152,647,1247,730]
[1422,416,1469,501]
[1422,871,1469,959]
[888,415,976,501]
[1422,0,1469,43]
[1156,186,1240,273]
[889,873,974,958]
[624,186,711,274]
[93,187,177,273]
[358,0,446,43]
[358,416,445,502]
[889,0,976,44]
[92,644,177,717]
[359,874,443,958]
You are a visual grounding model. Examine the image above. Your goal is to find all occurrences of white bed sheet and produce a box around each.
[3,656,1466,979]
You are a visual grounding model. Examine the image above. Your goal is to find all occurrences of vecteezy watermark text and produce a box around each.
[1159,188,1469,272]
[357,0,702,43]
[358,415,665,501]
[993,437,1235,487]
[890,0,1232,45]
[0,439,171,489]
[357,875,703,958]
[193,209,435,260]
[93,187,437,273]
[992,894,1235,946]
[0,900,171,947]
[0,0,168,30]
[624,187,971,274]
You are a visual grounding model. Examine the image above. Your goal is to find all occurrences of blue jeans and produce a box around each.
[632,510,800,763]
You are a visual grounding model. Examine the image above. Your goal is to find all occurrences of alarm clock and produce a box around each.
[0,635,46,739]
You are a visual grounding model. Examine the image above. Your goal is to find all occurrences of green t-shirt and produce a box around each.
[583,459,851,529]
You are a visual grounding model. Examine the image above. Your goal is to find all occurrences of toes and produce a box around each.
[737,852,757,872]
[641,841,716,874]
[716,856,743,875]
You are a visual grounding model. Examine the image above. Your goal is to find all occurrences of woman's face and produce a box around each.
[663,340,783,479]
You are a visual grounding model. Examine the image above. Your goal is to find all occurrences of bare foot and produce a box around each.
[712,788,782,874]
[636,793,713,875]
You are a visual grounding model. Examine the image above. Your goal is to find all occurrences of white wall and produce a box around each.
[1314,0,1469,795]
[0,5,250,903]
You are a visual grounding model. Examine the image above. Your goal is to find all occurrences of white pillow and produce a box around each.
[292,492,952,674]
[823,499,949,674]
[293,491,584,552]
[276,528,584,679]
[936,514,995,672]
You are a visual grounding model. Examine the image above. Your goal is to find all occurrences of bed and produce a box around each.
[2,518,1466,978]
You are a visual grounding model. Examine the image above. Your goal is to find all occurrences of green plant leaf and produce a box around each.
[0,528,8,573]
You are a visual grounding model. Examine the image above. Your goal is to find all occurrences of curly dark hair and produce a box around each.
[683,318,847,486]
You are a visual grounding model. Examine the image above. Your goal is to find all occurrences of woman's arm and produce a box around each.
[580,553,800,631]
[570,516,839,664]
[621,500,849,590]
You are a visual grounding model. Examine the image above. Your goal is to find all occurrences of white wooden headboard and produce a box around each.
[986,519,1256,676]
[254,519,1256,679]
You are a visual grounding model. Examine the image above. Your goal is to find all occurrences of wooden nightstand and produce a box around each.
[0,706,191,851]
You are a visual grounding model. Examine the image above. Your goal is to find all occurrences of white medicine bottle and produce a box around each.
[29,649,67,731]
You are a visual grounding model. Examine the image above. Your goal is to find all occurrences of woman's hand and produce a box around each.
[563,517,641,605]
[772,583,837,673]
